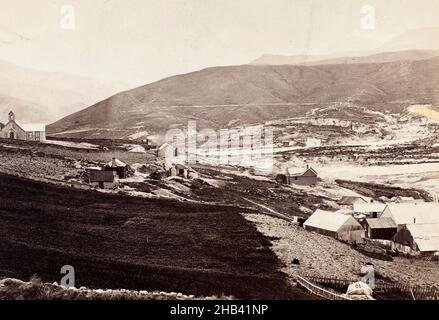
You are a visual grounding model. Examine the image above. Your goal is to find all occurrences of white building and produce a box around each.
[0,111,46,141]
[381,203,439,229]
[393,223,439,253]
[156,143,177,159]
[304,209,364,243]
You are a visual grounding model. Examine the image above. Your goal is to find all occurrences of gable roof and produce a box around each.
[382,203,439,225]
[304,209,360,232]
[107,158,127,168]
[365,218,397,229]
[90,171,116,183]
[3,119,25,132]
[290,167,318,177]
[19,123,46,132]
[353,203,387,214]
[339,196,368,205]
[406,223,439,252]
[158,143,176,151]
[4,120,45,133]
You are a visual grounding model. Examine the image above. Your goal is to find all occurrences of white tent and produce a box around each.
[405,223,439,252]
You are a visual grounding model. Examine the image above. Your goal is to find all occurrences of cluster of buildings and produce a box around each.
[304,197,439,254]
[155,143,198,179]
[87,143,198,189]
[0,111,46,141]
[3,110,436,255]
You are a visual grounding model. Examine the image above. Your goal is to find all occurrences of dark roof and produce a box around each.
[338,196,367,205]
[90,171,116,183]
[365,218,397,229]
[0,122,4,130]
[290,167,318,177]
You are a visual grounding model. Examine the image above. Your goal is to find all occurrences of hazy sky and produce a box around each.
[1,0,439,86]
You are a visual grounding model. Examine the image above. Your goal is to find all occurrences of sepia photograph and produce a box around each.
[0,0,438,312]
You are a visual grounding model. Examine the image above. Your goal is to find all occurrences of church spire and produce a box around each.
[8,110,15,122]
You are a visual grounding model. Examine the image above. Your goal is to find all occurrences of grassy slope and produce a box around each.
[48,58,439,138]
[0,173,312,299]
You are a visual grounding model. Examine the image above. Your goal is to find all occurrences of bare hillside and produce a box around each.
[48,57,439,139]
[0,59,128,122]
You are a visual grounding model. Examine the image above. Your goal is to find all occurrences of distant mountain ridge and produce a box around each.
[251,27,439,66]
[48,56,439,139]
[250,50,439,66]
[0,59,129,123]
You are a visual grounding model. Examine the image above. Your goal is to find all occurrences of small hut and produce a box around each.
[364,218,397,240]
[89,171,119,189]
[105,158,128,179]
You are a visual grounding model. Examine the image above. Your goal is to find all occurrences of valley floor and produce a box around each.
[0,137,438,299]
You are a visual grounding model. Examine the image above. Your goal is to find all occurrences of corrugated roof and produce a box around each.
[90,171,115,183]
[365,218,397,229]
[383,203,439,225]
[304,209,359,232]
[353,203,387,213]
[406,223,439,252]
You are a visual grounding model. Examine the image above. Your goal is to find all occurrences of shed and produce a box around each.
[338,196,368,206]
[381,203,439,229]
[304,209,364,243]
[105,158,128,179]
[393,223,439,253]
[289,167,318,186]
[275,166,290,184]
[89,171,118,189]
[353,203,387,218]
[165,163,198,179]
[364,218,397,240]
[156,143,177,159]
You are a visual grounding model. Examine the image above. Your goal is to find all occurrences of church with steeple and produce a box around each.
[0,111,46,141]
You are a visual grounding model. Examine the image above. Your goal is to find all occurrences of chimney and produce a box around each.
[306,164,309,169]
[414,218,416,224]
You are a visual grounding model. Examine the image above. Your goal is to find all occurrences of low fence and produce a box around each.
[296,275,352,300]
[302,274,439,300]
